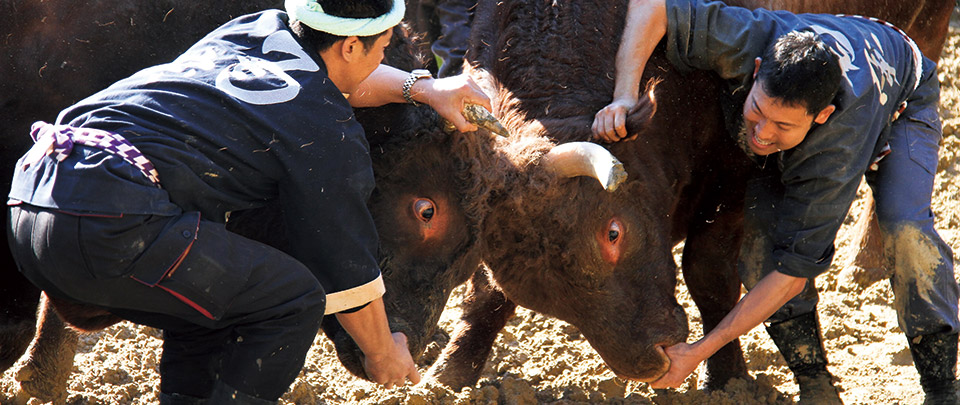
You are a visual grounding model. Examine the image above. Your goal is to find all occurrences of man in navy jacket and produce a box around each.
[7,0,490,403]
[593,0,958,403]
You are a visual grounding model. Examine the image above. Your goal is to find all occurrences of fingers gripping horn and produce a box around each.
[443,103,510,137]
[542,142,628,192]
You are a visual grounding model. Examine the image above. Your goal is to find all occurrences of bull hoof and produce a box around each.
[424,360,474,391]
[10,388,33,405]
[796,374,843,405]
[13,329,78,404]
[14,360,68,404]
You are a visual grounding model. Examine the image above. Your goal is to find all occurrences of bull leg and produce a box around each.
[840,193,890,289]
[425,269,516,390]
[0,266,40,373]
[681,208,749,391]
[13,293,80,404]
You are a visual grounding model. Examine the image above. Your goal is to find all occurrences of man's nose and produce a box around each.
[754,120,774,142]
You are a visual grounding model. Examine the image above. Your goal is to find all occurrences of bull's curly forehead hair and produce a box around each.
[757,30,842,115]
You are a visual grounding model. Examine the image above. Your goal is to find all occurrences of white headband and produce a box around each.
[285,0,404,37]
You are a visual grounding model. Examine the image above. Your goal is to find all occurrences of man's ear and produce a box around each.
[814,104,836,124]
[753,57,762,79]
[340,36,363,63]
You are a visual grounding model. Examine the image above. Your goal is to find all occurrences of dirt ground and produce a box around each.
[3,16,960,405]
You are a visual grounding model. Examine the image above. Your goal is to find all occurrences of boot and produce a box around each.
[209,382,277,404]
[159,392,208,405]
[909,332,959,405]
[766,312,843,404]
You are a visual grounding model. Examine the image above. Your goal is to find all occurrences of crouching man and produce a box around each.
[6,0,490,403]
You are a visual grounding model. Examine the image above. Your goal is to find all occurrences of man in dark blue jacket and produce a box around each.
[593,0,958,403]
[7,0,490,403]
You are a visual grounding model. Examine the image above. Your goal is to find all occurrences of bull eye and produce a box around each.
[608,221,621,243]
[413,199,436,222]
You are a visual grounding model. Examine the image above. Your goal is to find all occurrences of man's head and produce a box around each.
[287,0,402,94]
[740,30,841,156]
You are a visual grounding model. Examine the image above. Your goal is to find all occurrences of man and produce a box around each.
[6,0,491,403]
[592,0,959,403]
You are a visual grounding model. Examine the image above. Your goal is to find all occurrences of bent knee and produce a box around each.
[881,222,951,277]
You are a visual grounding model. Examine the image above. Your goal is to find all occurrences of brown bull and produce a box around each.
[422,0,957,393]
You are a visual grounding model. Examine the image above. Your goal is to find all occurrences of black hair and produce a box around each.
[289,0,395,53]
[756,30,842,115]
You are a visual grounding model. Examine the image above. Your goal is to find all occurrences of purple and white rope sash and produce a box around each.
[24,122,162,187]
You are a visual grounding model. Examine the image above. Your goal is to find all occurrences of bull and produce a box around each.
[422,0,957,393]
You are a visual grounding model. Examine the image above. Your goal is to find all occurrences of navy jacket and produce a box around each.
[10,10,382,313]
[663,0,931,278]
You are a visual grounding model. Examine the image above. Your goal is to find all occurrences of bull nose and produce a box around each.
[605,340,677,382]
[652,343,671,375]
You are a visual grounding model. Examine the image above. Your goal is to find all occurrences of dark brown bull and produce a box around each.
[422,0,957,391]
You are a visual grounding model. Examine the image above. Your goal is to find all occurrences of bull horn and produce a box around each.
[443,103,510,137]
[542,142,627,192]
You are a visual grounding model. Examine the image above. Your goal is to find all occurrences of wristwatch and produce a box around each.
[402,69,432,106]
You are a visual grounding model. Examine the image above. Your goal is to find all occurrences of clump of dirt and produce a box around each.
[2,17,960,405]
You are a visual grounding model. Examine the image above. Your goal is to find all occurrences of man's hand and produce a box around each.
[413,74,493,132]
[361,332,421,389]
[335,298,422,389]
[648,271,808,390]
[648,342,702,389]
[592,97,640,143]
[593,0,668,143]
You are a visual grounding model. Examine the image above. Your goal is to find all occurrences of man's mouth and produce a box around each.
[752,133,773,147]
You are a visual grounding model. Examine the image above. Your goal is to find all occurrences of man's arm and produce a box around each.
[347,64,493,132]
[591,0,667,143]
[650,270,807,388]
[335,297,421,388]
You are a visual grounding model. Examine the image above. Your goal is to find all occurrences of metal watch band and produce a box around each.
[402,69,432,106]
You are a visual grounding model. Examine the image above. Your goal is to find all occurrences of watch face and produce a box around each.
[412,69,432,78]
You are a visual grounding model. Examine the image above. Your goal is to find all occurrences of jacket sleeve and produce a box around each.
[663,0,789,82]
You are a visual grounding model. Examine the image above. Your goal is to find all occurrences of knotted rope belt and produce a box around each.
[23,122,161,188]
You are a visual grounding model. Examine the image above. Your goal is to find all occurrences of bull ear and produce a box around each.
[542,142,627,192]
[624,78,659,139]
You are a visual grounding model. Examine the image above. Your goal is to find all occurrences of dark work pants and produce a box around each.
[739,58,960,338]
[7,204,326,401]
